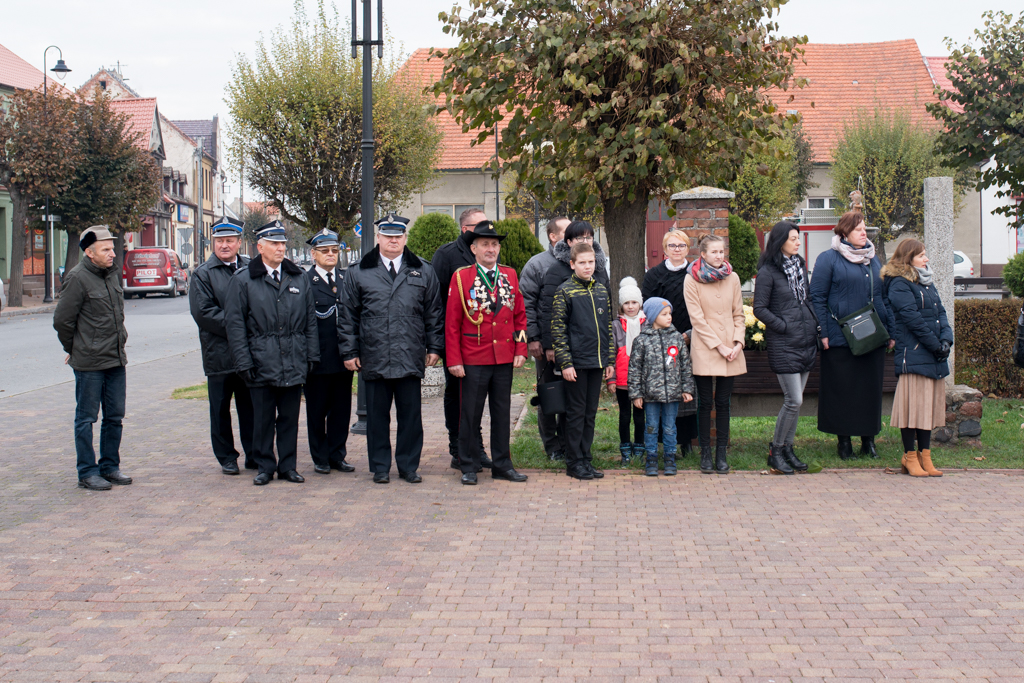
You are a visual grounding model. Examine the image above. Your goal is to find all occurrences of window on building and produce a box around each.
[807,197,837,209]
[423,205,454,217]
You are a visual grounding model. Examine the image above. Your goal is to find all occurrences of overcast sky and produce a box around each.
[5,0,1020,201]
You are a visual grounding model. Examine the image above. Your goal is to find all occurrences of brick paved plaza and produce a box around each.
[2,350,1024,682]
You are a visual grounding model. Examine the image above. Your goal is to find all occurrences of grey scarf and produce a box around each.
[781,255,807,302]
[916,265,934,286]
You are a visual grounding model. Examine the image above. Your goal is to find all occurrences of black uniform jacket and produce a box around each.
[224,256,319,388]
[189,253,251,376]
[306,265,346,375]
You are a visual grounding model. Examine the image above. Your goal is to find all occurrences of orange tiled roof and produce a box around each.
[781,40,942,163]
[109,98,158,152]
[923,56,964,114]
[244,201,280,217]
[0,42,66,92]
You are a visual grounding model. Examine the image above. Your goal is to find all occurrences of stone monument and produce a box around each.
[924,176,955,384]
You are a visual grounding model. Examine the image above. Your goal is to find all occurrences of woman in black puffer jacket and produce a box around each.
[753,221,819,474]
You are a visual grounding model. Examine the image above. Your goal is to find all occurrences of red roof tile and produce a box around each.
[0,42,66,92]
[923,56,963,114]
[780,40,942,163]
[109,98,160,153]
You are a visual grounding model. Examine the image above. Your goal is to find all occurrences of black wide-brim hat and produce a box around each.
[466,220,505,243]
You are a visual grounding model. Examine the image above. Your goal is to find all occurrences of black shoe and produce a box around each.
[78,475,112,490]
[221,461,240,475]
[837,436,854,460]
[492,468,528,482]
[253,472,272,486]
[860,435,879,458]
[767,443,795,475]
[244,461,259,470]
[399,471,423,483]
[450,457,461,470]
[461,472,477,485]
[782,444,808,472]
[699,447,714,474]
[479,453,493,469]
[278,470,305,483]
[586,463,604,479]
[331,460,356,472]
[101,470,133,485]
[313,464,331,475]
[549,450,566,462]
[567,463,593,480]
[373,472,390,484]
[715,445,730,474]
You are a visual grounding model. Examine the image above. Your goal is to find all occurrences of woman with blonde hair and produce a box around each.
[683,233,746,474]
[880,239,952,477]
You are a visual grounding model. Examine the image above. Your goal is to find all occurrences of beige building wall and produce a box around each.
[398,170,504,224]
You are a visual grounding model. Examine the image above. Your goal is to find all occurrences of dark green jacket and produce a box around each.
[551,273,615,371]
[53,257,128,372]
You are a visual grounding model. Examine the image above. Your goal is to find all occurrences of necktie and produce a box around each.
[388,262,397,281]
[273,271,280,283]
[327,272,334,289]
[229,261,237,272]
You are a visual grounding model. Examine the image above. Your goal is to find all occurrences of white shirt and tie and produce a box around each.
[380,254,402,280]
[267,265,281,283]
[314,265,335,288]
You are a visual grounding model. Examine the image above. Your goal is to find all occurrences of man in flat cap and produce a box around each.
[338,214,444,484]
[225,220,319,486]
[189,220,255,475]
[53,226,132,491]
[304,228,355,475]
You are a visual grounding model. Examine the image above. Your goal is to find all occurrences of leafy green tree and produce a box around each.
[1002,251,1024,298]
[0,88,81,307]
[727,214,760,285]
[432,0,806,292]
[226,0,442,237]
[493,218,543,274]
[241,203,272,246]
[830,107,969,257]
[47,90,162,274]
[929,10,1024,231]
[731,124,815,232]
[408,213,459,262]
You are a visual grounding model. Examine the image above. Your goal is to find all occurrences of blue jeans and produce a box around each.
[73,366,126,479]
[644,402,679,456]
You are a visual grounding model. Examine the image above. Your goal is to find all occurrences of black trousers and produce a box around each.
[303,370,354,468]
[207,372,255,467]
[250,385,302,475]
[564,368,604,468]
[695,376,735,450]
[459,364,514,474]
[615,388,644,444]
[444,365,484,457]
[537,354,566,455]
[365,376,422,475]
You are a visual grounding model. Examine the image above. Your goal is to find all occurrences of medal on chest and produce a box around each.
[666,345,679,368]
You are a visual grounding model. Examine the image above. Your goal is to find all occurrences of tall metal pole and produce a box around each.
[495,124,500,221]
[350,0,383,435]
[195,138,205,263]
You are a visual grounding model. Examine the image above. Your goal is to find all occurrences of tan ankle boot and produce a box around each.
[918,449,942,477]
[901,451,928,477]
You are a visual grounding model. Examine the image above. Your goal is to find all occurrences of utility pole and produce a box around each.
[349,0,383,436]
[195,137,205,263]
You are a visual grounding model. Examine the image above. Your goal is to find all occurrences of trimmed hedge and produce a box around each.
[955,298,1024,398]
[408,213,459,262]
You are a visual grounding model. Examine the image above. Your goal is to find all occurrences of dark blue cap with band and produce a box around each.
[255,220,288,242]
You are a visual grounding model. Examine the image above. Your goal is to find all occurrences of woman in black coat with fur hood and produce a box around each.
[753,221,819,475]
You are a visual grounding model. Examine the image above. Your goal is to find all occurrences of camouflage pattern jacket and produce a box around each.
[627,323,695,404]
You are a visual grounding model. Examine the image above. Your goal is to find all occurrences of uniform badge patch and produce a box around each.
[288,286,300,294]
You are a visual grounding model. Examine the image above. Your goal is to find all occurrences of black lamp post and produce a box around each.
[349,0,382,436]
[42,46,71,304]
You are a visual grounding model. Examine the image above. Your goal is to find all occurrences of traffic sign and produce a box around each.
[340,241,346,249]
[354,222,361,237]
[39,215,61,223]
[180,243,194,256]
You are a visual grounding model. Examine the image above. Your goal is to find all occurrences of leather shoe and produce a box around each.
[221,461,240,475]
[313,464,331,475]
[837,436,855,460]
[492,468,528,482]
[373,472,390,484]
[399,471,423,483]
[331,460,355,472]
[586,463,604,479]
[102,470,132,485]
[567,464,593,480]
[450,456,461,470]
[78,475,112,491]
[253,472,272,486]
[461,472,477,485]
[479,452,493,469]
[278,470,305,483]
[860,435,879,458]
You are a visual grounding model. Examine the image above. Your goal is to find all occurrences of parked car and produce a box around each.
[953,250,974,279]
[122,248,189,299]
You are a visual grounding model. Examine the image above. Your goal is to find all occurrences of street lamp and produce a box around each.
[42,46,71,304]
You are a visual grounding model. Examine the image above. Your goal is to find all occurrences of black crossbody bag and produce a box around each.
[829,265,890,356]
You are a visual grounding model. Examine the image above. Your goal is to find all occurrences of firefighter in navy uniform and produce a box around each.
[303,228,356,474]
[445,221,530,485]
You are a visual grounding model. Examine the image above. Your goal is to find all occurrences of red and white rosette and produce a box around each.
[666,345,679,365]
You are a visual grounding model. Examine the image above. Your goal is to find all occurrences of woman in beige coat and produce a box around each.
[684,234,747,474]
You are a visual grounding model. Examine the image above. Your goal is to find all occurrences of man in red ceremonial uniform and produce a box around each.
[446,221,530,486]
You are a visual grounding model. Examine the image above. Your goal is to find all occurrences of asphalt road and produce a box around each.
[0,294,200,398]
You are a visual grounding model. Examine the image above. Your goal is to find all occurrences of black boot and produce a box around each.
[860,435,879,458]
[715,445,729,474]
[619,442,632,465]
[699,446,714,474]
[782,444,808,472]
[837,435,854,460]
[767,443,795,475]
[663,450,677,476]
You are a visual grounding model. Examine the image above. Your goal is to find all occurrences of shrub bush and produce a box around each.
[494,218,543,274]
[955,298,1024,397]
[407,213,459,262]
[728,213,760,284]
[1002,251,1024,298]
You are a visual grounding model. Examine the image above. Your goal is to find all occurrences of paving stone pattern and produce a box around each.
[2,351,1024,681]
